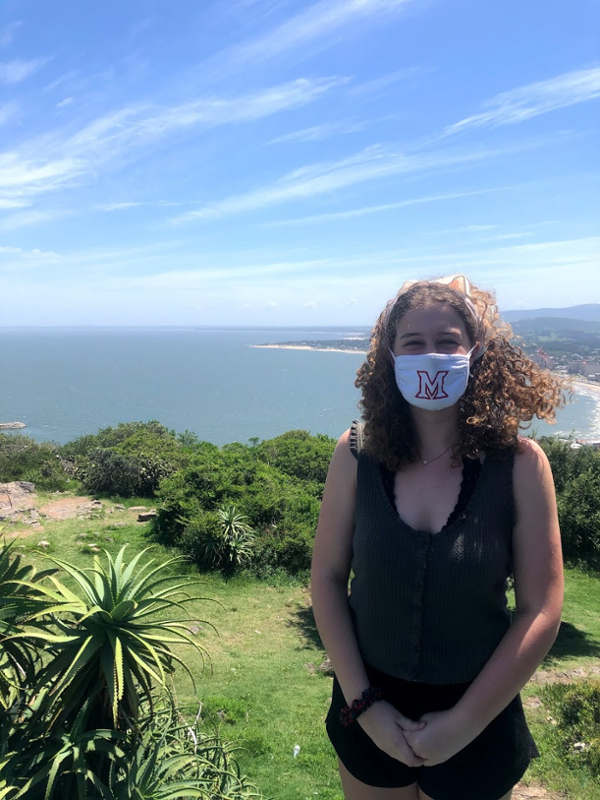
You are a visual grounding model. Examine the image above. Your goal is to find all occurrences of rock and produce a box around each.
[318,658,334,675]
[0,422,26,430]
[0,482,38,521]
[114,504,125,511]
[129,506,147,512]
[524,697,542,708]
[37,540,50,549]
[137,511,157,522]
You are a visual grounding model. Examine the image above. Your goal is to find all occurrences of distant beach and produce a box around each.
[573,380,600,396]
[250,343,600,405]
[250,344,367,354]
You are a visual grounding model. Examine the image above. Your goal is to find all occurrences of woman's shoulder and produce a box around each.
[513,436,553,487]
[331,427,358,464]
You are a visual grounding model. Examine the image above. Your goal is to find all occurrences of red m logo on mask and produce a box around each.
[416,370,450,400]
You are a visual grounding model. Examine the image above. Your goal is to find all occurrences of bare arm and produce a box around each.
[310,429,369,702]
[311,429,425,766]
[405,438,564,764]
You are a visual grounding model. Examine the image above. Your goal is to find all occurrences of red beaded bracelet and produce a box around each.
[339,686,383,727]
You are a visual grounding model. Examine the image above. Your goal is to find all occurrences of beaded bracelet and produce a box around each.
[339,686,383,727]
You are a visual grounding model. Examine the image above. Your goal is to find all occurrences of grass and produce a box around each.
[6,495,600,799]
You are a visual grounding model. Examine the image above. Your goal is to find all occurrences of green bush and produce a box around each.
[0,433,71,491]
[539,438,600,569]
[540,681,600,777]
[252,523,313,576]
[255,430,335,485]
[65,421,189,497]
[154,433,325,576]
[60,420,172,459]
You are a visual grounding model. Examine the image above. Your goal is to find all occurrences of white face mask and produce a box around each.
[389,346,476,410]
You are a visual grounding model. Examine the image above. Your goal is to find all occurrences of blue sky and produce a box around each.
[0,0,598,326]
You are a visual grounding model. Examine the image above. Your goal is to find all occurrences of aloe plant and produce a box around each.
[1,696,121,800]
[102,701,263,800]
[0,539,65,714]
[13,547,215,731]
[216,506,255,571]
[0,545,262,799]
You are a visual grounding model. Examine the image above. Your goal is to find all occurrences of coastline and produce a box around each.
[250,344,368,354]
[572,379,600,396]
[251,345,600,401]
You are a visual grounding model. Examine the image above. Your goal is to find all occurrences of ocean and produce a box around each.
[0,328,597,446]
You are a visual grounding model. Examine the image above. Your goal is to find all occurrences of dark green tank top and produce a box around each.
[348,421,515,684]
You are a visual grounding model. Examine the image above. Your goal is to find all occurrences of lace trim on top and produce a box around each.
[380,458,483,531]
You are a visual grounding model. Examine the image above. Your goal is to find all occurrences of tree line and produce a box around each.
[1,421,599,573]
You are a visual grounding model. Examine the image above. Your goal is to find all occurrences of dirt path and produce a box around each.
[529,666,600,684]
[513,786,566,800]
[38,496,103,521]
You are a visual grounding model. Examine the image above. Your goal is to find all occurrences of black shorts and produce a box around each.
[326,663,539,800]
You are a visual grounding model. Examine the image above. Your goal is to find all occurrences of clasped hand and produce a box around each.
[359,703,482,767]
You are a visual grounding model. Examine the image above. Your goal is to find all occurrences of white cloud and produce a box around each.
[44,71,79,92]
[0,103,17,126]
[172,143,535,223]
[98,202,146,212]
[65,77,347,161]
[266,186,518,226]
[0,77,343,206]
[211,0,414,71]
[0,58,50,84]
[0,153,85,205]
[268,119,370,144]
[0,245,58,258]
[445,66,600,135]
[55,97,74,109]
[0,198,30,209]
[58,238,598,315]
[0,22,22,49]
[349,66,425,96]
[303,300,317,308]
[0,209,66,233]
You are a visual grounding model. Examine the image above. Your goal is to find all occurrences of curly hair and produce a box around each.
[355,279,571,470]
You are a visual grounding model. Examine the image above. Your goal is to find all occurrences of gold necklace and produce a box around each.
[420,443,455,466]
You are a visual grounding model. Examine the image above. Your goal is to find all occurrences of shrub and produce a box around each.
[179,506,255,575]
[0,434,71,491]
[539,438,600,569]
[255,430,335,485]
[154,438,321,575]
[67,421,189,497]
[251,523,313,576]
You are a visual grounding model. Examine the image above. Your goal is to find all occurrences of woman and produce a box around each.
[311,275,566,800]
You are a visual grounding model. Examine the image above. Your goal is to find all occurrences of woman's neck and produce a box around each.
[410,406,460,461]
